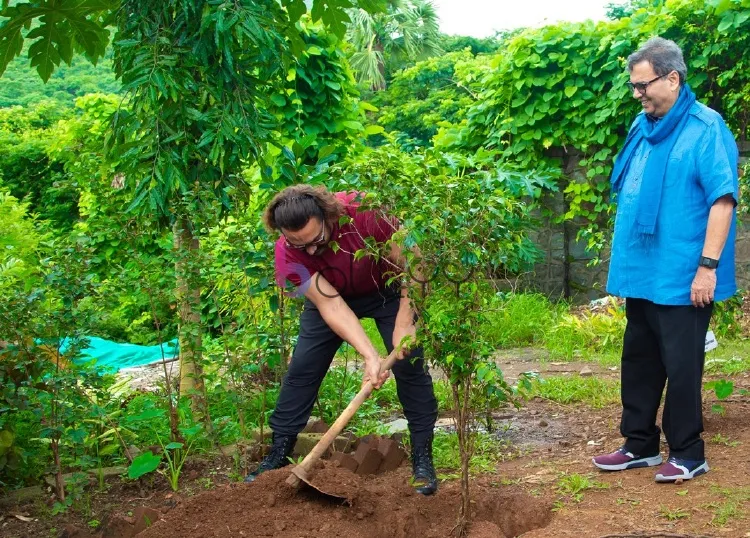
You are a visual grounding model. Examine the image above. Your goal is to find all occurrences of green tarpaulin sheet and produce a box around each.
[63,337,179,372]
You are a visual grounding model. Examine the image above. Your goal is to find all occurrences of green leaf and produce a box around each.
[714,379,734,400]
[717,13,734,32]
[0,430,13,450]
[311,0,352,39]
[283,0,307,22]
[270,94,286,107]
[126,408,165,422]
[364,125,384,135]
[318,145,336,159]
[165,442,184,450]
[564,86,578,98]
[342,120,364,131]
[127,452,162,479]
[27,21,61,82]
[269,294,279,313]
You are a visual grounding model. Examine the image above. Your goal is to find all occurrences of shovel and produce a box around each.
[285,349,401,500]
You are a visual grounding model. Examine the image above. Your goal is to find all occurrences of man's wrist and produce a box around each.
[698,255,719,269]
[364,353,380,364]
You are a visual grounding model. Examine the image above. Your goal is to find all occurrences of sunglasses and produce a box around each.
[283,221,327,250]
[626,74,667,94]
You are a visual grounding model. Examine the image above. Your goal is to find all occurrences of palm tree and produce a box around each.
[347,0,442,90]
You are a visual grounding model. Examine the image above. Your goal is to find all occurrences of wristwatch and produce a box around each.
[698,256,719,269]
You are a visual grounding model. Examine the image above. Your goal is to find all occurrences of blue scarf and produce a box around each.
[610,85,696,235]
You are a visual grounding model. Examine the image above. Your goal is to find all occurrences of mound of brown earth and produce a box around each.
[138,466,552,538]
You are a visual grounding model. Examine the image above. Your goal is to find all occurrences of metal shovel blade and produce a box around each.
[288,464,351,503]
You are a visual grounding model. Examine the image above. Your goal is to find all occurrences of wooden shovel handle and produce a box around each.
[286,349,401,486]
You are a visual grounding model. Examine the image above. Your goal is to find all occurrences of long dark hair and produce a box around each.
[263,185,345,232]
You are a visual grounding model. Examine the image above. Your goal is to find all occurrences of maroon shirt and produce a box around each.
[274,192,397,297]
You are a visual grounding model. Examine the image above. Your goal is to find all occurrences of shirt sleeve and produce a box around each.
[697,119,739,207]
[274,240,314,289]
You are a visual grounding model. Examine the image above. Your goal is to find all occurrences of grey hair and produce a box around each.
[627,37,687,84]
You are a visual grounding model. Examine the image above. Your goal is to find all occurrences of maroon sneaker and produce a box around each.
[592,447,662,471]
[654,457,709,482]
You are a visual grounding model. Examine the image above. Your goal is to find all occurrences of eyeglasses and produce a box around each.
[626,74,667,94]
[283,221,327,251]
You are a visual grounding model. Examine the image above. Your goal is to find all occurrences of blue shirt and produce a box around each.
[607,102,738,305]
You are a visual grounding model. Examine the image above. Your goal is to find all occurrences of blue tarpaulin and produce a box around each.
[62,337,179,372]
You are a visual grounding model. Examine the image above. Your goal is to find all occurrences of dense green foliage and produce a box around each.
[372,50,487,146]
[0,49,119,108]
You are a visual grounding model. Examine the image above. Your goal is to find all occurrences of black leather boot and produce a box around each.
[244,434,296,483]
[411,434,438,495]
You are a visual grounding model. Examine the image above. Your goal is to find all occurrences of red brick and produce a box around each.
[354,448,383,475]
[330,451,358,473]
[389,432,406,445]
[353,433,377,451]
[304,419,329,434]
[377,438,406,473]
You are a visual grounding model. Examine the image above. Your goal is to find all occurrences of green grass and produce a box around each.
[430,431,517,477]
[556,472,609,503]
[709,433,740,447]
[544,303,626,360]
[707,485,750,527]
[585,349,622,368]
[659,505,690,521]
[480,292,627,361]
[481,293,562,348]
[530,376,621,408]
[704,339,750,376]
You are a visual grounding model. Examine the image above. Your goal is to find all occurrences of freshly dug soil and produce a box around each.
[297,461,365,503]
[139,466,553,538]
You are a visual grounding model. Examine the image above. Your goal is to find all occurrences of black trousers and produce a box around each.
[269,289,438,444]
[620,298,713,460]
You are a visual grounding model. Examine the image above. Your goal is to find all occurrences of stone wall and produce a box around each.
[526,143,749,303]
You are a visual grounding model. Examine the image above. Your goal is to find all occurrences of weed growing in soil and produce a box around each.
[659,505,690,521]
[556,472,609,503]
[707,485,750,526]
[710,433,740,447]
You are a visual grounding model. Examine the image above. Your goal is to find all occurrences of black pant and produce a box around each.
[620,298,713,460]
[269,289,438,444]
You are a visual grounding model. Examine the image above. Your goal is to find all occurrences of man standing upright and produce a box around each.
[593,37,738,483]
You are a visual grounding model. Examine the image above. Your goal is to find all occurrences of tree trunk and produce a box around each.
[451,377,472,538]
[52,439,65,504]
[373,40,387,91]
[173,217,211,433]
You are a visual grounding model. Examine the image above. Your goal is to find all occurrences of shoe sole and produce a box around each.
[593,454,663,471]
[655,461,709,482]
